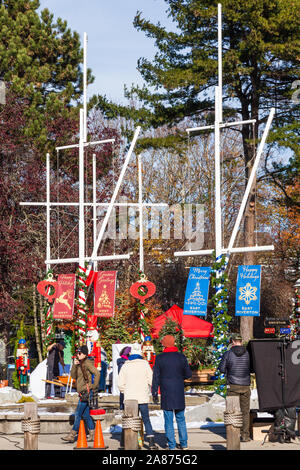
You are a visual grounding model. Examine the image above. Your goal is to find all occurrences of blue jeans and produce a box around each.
[139,404,154,436]
[99,361,107,391]
[163,409,188,449]
[73,393,95,432]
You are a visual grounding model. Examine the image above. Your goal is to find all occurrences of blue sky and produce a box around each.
[38,0,173,104]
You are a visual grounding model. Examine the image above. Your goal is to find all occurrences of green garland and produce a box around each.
[289,288,300,341]
[42,269,56,354]
[210,253,231,396]
[74,264,88,349]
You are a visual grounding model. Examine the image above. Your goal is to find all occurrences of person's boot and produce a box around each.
[87,429,95,442]
[148,435,158,450]
[61,430,77,443]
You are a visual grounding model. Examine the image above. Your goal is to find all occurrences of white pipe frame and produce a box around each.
[83,32,87,143]
[79,109,85,266]
[225,108,275,256]
[138,155,144,273]
[46,153,50,272]
[89,126,141,267]
[93,153,97,271]
[175,3,275,262]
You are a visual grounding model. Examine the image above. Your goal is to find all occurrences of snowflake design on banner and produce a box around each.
[238,282,257,305]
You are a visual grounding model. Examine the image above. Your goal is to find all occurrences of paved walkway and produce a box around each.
[1,426,299,451]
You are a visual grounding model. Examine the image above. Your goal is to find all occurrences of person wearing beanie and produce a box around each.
[118,343,157,450]
[61,344,100,443]
[117,346,132,411]
[218,333,251,442]
[152,335,192,450]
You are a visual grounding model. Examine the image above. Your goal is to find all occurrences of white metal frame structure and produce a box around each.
[174,3,275,263]
[21,33,134,273]
[20,33,168,275]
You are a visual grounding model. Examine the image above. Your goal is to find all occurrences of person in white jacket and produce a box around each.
[118,342,157,449]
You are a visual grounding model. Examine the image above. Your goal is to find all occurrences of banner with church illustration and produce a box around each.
[235,265,261,316]
[94,271,117,317]
[183,267,211,317]
[53,274,76,320]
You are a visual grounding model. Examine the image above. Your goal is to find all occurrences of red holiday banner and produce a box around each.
[94,271,117,317]
[53,274,76,320]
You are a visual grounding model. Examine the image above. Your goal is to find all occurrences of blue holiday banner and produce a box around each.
[183,267,211,317]
[235,265,261,317]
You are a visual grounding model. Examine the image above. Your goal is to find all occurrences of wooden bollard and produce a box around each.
[124,400,139,451]
[23,402,40,450]
[225,396,241,450]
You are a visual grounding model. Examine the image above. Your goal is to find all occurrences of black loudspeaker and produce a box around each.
[249,338,300,411]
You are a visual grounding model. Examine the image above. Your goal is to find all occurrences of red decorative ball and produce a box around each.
[37,278,57,303]
[130,276,156,304]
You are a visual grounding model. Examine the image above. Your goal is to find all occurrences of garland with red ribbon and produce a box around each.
[130,271,156,341]
[74,265,88,349]
[40,270,56,352]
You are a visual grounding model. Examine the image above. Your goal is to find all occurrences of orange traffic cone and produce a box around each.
[75,420,88,449]
[93,419,107,449]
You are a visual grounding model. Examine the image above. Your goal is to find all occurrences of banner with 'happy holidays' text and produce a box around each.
[235,265,261,317]
[53,274,76,320]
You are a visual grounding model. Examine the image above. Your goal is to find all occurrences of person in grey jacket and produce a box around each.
[218,333,251,442]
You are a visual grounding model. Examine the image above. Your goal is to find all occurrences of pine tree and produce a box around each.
[0,0,92,149]
[94,0,299,141]
[100,312,133,362]
[93,0,300,341]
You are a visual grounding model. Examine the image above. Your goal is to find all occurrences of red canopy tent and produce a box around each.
[151,304,214,339]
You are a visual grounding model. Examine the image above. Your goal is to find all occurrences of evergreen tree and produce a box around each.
[0,0,93,149]
[100,312,133,362]
[94,0,299,141]
[93,0,300,341]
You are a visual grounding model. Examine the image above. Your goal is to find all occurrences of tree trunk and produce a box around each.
[241,179,256,343]
[2,323,10,365]
[239,93,259,343]
[32,284,42,363]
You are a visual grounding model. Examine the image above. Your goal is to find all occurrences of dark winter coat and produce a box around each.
[152,350,192,411]
[218,346,250,386]
[117,356,128,374]
[46,345,64,376]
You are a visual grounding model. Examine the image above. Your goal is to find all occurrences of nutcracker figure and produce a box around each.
[16,339,30,393]
[86,315,101,371]
[142,335,156,368]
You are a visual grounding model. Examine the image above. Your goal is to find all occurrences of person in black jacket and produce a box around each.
[117,346,131,450]
[218,333,251,442]
[45,341,65,398]
[117,346,131,410]
[152,335,192,450]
